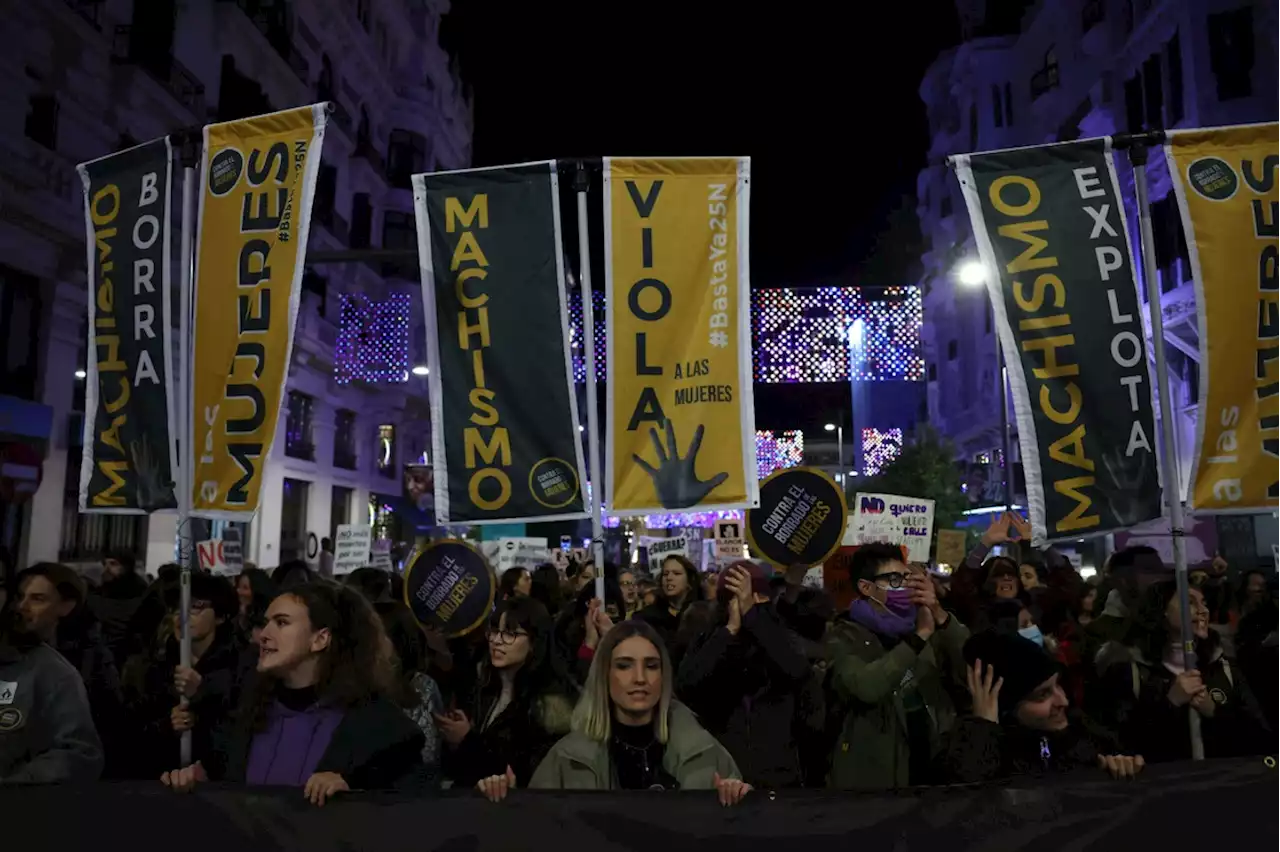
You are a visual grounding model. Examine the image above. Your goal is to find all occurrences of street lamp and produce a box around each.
[957,260,987,287]
[953,258,1013,511]
[824,422,844,483]
[411,365,429,376]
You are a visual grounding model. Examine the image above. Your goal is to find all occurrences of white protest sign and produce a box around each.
[369,539,394,571]
[647,536,693,574]
[222,528,244,573]
[714,519,746,560]
[496,537,548,575]
[333,524,372,575]
[851,492,936,563]
[196,539,233,576]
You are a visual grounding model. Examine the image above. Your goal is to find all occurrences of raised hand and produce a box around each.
[966,659,1004,723]
[1009,513,1032,542]
[982,512,1013,547]
[632,420,729,509]
[433,708,472,746]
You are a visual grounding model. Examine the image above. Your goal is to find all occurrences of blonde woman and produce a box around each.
[475,620,749,805]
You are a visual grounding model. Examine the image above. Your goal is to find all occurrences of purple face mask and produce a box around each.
[883,588,918,618]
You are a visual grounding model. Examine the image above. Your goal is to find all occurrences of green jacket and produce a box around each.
[826,613,969,790]
[528,702,740,790]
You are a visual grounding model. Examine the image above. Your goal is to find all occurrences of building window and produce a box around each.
[1208,7,1254,101]
[317,54,334,102]
[968,103,978,148]
[984,308,992,334]
[381,211,417,278]
[0,266,42,400]
[334,409,357,469]
[1124,75,1145,133]
[24,93,58,149]
[1004,82,1014,125]
[1030,48,1059,99]
[351,193,372,249]
[285,391,315,460]
[280,478,310,562]
[357,0,371,30]
[991,84,1003,128]
[387,129,428,188]
[377,424,396,478]
[1167,32,1184,124]
[331,485,352,541]
[940,192,952,218]
[947,340,958,361]
[927,363,938,382]
[1142,54,1164,130]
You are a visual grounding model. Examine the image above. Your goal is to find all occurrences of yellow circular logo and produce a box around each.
[528,457,581,509]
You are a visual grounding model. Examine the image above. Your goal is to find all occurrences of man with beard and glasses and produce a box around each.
[826,544,969,790]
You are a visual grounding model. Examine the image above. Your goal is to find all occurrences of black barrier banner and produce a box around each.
[746,467,847,567]
[403,539,495,637]
[413,162,588,524]
[5,760,1273,851]
[954,139,1162,544]
[76,138,177,513]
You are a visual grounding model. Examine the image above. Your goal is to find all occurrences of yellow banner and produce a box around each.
[604,158,757,514]
[191,105,326,518]
[1165,123,1279,511]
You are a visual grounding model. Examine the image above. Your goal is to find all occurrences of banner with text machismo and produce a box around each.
[953,139,1163,543]
[605,158,757,514]
[1165,123,1279,512]
[191,105,326,518]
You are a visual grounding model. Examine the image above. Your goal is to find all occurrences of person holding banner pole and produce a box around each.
[573,161,606,602]
[175,134,199,768]
[1125,134,1203,761]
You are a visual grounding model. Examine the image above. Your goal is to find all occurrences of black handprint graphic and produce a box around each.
[130,434,176,512]
[632,419,729,509]
[1100,445,1157,526]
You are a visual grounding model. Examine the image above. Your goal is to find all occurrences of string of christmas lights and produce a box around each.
[335,293,412,385]
[755,429,804,479]
[753,286,923,383]
[861,427,903,476]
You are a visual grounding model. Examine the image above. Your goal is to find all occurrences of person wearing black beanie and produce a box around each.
[942,631,1145,783]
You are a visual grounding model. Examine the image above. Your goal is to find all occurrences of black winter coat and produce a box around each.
[443,678,574,788]
[943,715,1115,784]
[676,605,812,788]
[88,572,150,666]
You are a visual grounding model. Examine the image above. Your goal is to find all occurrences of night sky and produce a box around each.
[447,1,960,289]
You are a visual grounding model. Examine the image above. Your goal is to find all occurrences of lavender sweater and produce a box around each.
[244,687,344,787]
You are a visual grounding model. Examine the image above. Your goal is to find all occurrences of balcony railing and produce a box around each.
[285,439,315,461]
[1082,0,1105,31]
[112,26,206,116]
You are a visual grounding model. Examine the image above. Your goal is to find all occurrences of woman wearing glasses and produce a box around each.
[825,543,970,790]
[435,598,575,794]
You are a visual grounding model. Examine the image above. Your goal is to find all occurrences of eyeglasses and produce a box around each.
[486,627,529,645]
[619,580,637,588]
[873,572,907,590]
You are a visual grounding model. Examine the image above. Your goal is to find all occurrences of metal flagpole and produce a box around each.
[176,139,198,766]
[1126,134,1203,760]
[574,162,606,601]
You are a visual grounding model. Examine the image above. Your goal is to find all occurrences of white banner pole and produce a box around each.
[177,151,197,767]
[574,162,606,601]
[1129,137,1203,761]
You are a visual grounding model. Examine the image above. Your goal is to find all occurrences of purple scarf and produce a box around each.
[849,591,918,638]
[244,700,344,786]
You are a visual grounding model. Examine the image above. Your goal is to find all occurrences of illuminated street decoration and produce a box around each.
[569,286,922,384]
[862,427,903,476]
[753,286,923,383]
[755,429,804,479]
[335,293,411,384]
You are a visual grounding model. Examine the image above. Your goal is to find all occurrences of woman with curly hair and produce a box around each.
[160,581,425,805]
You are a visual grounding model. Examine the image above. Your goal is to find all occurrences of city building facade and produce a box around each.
[917,0,1277,533]
[0,0,471,574]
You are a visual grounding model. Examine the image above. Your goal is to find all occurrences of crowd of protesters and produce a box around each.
[0,510,1274,808]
